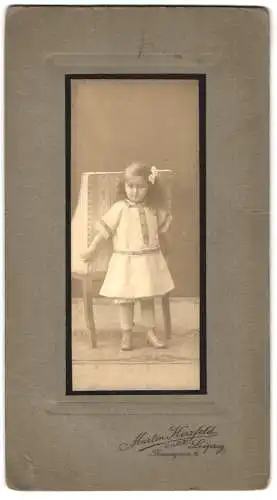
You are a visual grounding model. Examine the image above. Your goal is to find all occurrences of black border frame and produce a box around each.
[65,74,206,395]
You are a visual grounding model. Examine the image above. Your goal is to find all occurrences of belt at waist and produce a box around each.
[113,247,161,256]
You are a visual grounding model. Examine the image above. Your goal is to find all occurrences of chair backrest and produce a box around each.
[71,170,173,276]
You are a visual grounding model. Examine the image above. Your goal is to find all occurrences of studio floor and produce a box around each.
[71,297,200,391]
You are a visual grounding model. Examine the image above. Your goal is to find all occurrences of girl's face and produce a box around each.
[125,176,148,203]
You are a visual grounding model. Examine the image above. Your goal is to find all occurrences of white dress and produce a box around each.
[95,199,175,300]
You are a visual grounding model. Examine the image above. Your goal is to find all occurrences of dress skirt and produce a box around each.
[100,250,174,299]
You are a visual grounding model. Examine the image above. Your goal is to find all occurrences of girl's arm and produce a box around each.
[81,201,124,262]
[80,232,106,262]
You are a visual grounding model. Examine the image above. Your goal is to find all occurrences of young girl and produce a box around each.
[81,162,175,351]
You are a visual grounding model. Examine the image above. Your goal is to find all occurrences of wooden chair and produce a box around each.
[71,171,173,348]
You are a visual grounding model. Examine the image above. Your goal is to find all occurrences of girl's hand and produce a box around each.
[80,233,104,262]
[80,250,93,263]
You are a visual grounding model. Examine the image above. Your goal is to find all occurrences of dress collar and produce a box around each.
[124,199,146,208]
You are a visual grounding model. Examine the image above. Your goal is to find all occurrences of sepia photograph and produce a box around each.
[4,5,270,490]
[68,75,206,393]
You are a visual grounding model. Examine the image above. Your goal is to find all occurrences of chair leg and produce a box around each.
[162,293,172,339]
[82,278,97,348]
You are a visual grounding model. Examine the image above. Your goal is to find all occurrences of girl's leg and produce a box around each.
[119,302,134,350]
[140,298,155,328]
[140,299,166,348]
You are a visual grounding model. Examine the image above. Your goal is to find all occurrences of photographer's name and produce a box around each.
[118,424,225,457]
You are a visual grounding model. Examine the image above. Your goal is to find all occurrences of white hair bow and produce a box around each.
[148,165,158,184]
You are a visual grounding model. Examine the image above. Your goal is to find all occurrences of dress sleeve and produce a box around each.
[95,201,124,240]
[157,208,172,234]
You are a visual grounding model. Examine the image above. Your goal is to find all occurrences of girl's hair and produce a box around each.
[115,162,166,208]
